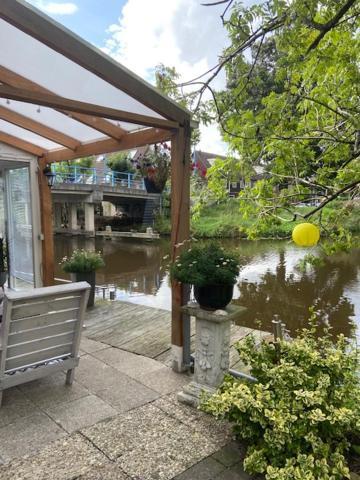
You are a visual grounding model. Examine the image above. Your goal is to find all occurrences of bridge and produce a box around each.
[51,166,161,236]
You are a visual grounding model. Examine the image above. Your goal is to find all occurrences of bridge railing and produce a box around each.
[51,165,145,190]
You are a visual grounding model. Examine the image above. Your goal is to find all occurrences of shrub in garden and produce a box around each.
[61,249,105,273]
[202,316,360,479]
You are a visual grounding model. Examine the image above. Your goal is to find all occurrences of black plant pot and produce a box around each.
[194,284,234,311]
[144,177,163,194]
[70,271,96,308]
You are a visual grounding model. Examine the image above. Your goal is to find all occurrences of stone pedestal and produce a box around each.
[178,302,246,407]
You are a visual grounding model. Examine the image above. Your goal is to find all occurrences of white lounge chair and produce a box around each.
[0,282,90,407]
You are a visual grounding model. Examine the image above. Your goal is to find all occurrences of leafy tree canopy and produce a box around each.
[167,0,360,247]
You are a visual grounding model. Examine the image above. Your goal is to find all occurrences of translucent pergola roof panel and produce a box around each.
[0,119,62,150]
[0,99,104,142]
[0,2,189,159]
[0,19,164,120]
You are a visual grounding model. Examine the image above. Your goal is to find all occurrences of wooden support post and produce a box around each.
[38,158,54,286]
[171,124,191,372]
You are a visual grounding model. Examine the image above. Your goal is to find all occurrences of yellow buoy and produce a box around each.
[292,223,320,247]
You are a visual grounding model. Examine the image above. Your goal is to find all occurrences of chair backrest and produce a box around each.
[0,282,90,375]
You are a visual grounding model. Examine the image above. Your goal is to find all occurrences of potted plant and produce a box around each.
[132,143,170,193]
[170,243,240,310]
[61,249,105,308]
[0,238,7,288]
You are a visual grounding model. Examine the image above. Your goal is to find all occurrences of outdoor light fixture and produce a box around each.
[43,164,56,188]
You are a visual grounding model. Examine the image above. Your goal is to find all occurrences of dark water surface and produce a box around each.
[54,236,360,339]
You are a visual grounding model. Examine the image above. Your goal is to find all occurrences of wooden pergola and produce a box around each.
[0,0,192,371]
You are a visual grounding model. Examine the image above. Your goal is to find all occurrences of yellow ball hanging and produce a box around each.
[292,223,320,247]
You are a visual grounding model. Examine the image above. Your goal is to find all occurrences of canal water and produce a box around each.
[54,236,360,339]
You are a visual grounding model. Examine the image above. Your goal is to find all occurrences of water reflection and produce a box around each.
[54,236,359,338]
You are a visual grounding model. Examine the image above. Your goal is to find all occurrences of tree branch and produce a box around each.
[301,179,360,219]
[307,0,358,53]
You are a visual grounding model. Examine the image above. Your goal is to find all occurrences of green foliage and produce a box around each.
[170,243,240,286]
[61,249,105,273]
[190,0,360,246]
[107,151,134,173]
[202,316,360,480]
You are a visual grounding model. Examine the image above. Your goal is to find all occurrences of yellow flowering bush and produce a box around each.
[201,317,360,479]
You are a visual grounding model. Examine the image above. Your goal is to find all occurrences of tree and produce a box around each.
[107,151,134,173]
[179,0,360,243]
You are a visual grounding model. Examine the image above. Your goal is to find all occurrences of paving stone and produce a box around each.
[18,371,89,408]
[80,337,110,355]
[0,433,108,480]
[0,387,40,429]
[82,403,220,479]
[75,354,136,392]
[153,395,233,448]
[92,346,165,379]
[97,380,159,414]
[46,394,117,433]
[215,462,255,480]
[174,457,225,480]
[211,442,244,468]
[77,462,130,479]
[0,412,66,463]
[136,367,190,395]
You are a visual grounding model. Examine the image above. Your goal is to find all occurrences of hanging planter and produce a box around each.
[144,176,163,194]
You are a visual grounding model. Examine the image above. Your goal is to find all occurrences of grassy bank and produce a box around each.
[154,198,360,239]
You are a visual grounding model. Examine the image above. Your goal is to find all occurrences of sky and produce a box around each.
[26,0,231,154]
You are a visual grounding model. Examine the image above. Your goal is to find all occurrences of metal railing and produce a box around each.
[51,165,145,190]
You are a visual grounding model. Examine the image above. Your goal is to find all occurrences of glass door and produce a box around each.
[5,166,35,289]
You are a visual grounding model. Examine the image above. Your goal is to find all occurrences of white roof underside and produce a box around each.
[0,13,177,156]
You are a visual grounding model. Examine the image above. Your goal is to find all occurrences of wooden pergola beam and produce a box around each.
[38,158,54,286]
[0,0,191,123]
[0,105,80,150]
[0,85,179,131]
[170,124,191,372]
[0,131,45,156]
[0,66,127,141]
[44,128,173,163]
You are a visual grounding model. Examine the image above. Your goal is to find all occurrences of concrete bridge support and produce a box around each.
[69,204,79,231]
[53,203,62,229]
[84,203,95,237]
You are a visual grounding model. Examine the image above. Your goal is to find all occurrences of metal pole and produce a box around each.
[182,284,191,368]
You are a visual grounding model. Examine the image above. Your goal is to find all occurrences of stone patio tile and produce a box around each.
[77,463,130,479]
[211,442,244,468]
[0,387,40,429]
[214,462,256,480]
[18,371,89,408]
[0,412,66,463]
[96,380,159,414]
[82,403,221,480]
[92,346,165,379]
[75,354,134,392]
[46,395,117,433]
[75,353,159,412]
[0,433,108,480]
[136,367,190,395]
[174,457,225,480]
[80,337,110,355]
[153,395,233,448]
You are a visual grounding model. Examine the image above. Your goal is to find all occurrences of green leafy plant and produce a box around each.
[107,151,134,173]
[170,243,240,286]
[61,249,105,273]
[202,315,360,479]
